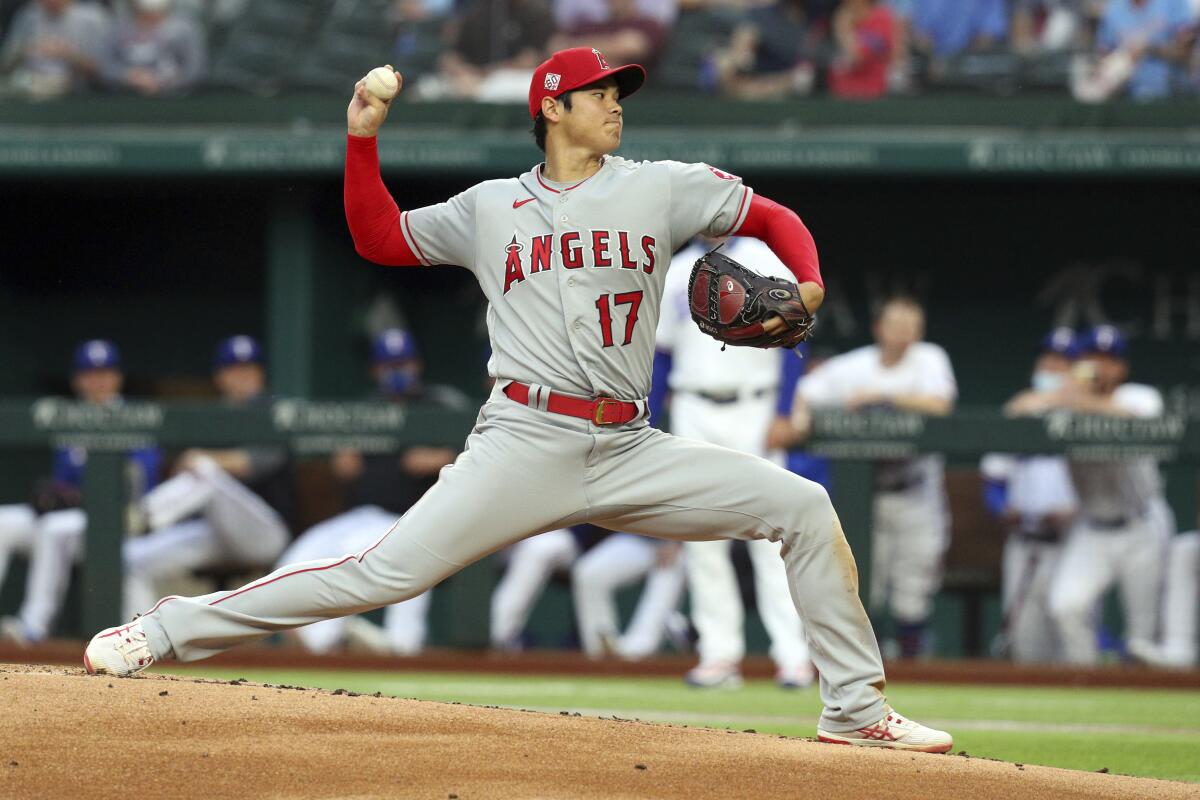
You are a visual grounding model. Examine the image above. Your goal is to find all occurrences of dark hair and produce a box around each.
[530,92,573,152]
[873,295,925,322]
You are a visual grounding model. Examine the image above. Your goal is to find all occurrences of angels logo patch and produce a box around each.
[544,72,561,91]
[592,49,610,70]
[706,165,738,181]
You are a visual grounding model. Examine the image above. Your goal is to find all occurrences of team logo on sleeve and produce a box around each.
[544,73,561,91]
[706,165,738,181]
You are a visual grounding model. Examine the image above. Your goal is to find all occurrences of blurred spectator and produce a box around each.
[829,0,896,98]
[904,0,1007,58]
[0,0,110,99]
[433,0,553,100]
[1011,0,1090,55]
[100,0,205,95]
[549,0,666,68]
[710,0,817,98]
[1073,0,1196,101]
[554,0,676,31]
[391,0,454,22]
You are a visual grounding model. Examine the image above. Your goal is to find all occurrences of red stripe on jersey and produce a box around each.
[401,211,432,266]
[717,186,750,238]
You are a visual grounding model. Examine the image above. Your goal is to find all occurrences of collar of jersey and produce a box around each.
[534,157,607,194]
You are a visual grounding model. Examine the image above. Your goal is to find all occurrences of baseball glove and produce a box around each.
[687,248,816,349]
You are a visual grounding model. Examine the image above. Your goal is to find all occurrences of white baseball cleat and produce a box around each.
[818,711,953,753]
[684,661,743,689]
[83,619,155,677]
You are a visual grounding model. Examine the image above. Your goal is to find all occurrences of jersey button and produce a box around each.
[573,321,582,330]
[567,278,576,287]
[560,215,568,223]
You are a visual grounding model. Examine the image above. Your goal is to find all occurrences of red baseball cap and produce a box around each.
[528,47,646,120]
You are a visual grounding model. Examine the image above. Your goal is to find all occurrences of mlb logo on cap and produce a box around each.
[1041,327,1079,358]
[215,335,263,367]
[528,47,647,120]
[372,328,417,363]
[1081,324,1128,358]
[73,339,121,372]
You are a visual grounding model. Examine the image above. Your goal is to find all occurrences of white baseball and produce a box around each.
[364,67,399,101]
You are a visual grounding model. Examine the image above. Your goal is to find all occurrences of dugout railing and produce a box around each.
[0,398,1195,644]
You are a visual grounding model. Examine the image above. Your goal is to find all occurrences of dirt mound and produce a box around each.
[1,664,1195,800]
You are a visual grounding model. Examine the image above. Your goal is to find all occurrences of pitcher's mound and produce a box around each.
[0,664,1193,799]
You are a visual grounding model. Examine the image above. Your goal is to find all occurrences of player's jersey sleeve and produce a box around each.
[663,161,754,245]
[916,344,958,400]
[399,184,481,270]
[1112,384,1163,418]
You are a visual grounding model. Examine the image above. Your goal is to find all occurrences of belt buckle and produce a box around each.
[593,397,621,426]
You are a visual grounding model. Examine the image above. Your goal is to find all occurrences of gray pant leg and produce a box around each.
[141,401,593,662]
[587,427,888,733]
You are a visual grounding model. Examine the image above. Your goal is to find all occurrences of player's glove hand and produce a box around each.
[687,247,816,349]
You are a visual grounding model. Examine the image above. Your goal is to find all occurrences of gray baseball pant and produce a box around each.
[140,388,889,732]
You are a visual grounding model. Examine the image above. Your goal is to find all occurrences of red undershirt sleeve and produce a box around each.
[734,194,823,289]
[344,134,421,267]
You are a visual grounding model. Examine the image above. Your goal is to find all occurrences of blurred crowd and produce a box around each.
[1,237,1196,676]
[2,0,1200,102]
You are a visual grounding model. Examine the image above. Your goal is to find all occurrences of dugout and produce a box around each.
[1,94,1198,655]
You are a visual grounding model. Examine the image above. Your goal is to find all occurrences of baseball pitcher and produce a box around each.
[84,47,951,752]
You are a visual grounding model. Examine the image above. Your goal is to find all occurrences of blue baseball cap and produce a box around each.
[371,328,417,364]
[1040,327,1079,358]
[1080,325,1128,358]
[214,335,263,368]
[73,339,121,372]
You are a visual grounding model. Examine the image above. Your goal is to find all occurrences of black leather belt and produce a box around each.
[684,387,771,404]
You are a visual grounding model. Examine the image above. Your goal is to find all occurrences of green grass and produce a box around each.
[159,666,1200,784]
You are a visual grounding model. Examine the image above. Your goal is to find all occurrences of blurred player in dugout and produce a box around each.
[1030,325,1175,666]
[123,335,293,617]
[0,340,161,643]
[278,328,469,655]
[652,235,815,689]
[784,296,957,658]
[980,328,1080,663]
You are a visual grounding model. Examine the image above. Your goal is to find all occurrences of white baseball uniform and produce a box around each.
[796,341,957,632]
[656,237,811,676]
[136,153,892,733]
[980,453,1076,663]
[490,528,579,649]
[1155,530,1199,667]
[0,504,37,599]
[1049,383,1174,665]
[572,532,686,659]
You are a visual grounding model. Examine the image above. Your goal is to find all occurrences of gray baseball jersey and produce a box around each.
[134,154,897,735]
[399,157,752,399]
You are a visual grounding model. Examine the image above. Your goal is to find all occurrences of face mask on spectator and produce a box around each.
[378,367,419,396]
